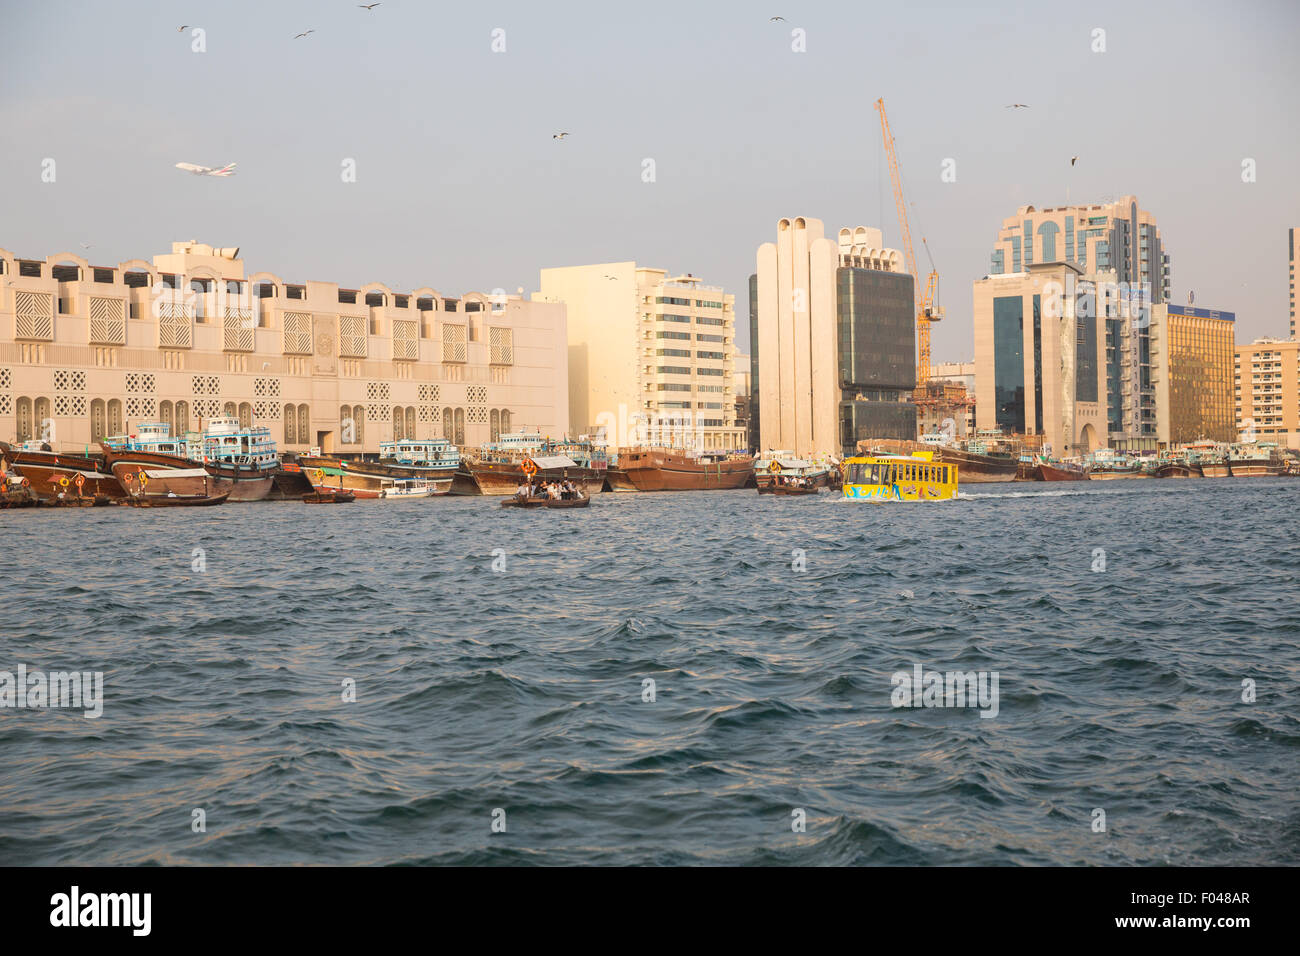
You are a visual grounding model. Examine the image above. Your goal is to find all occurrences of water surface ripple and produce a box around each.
[1,479,1297,865]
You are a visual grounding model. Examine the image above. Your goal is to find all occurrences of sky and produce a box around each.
[2,0,1297,362]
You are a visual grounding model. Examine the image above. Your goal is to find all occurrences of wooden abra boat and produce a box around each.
[770,484,819,496]
[303,491,355,504]
[501,494,590,509]
[123,492,229,507]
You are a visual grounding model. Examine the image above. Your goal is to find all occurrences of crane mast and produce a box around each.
[875,97,942,385]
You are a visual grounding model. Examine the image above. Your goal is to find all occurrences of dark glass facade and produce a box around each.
[993,295,1025,433]
[1076,292,1098,403]
[835,267,915,451]
[1032,295,1043,434]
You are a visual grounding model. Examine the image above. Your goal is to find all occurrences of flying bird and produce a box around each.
[553,132,570,140]
[770,16,785,21]
[294,30,315,39]
[1005,103,1030,109]
[1070,155,1079,166]
[177,25,189,32]
[359,3,381,9]
[79,242,92,250]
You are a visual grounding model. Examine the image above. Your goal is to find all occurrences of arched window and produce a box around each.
[33,397,52,441]
[442,407,452,440]
[353,405,365,447]
[90,399,106,443]
[159,400,173,434]
[500,409,510,434]
[223,401,237,418]
[454,407,465,446]
[405,406,415,441]
[238,402,252,428]
[298,405,310,447]
[16,397,33,442]
[340,405,353,443]
[392,406,404,441]
[175,401,190,435]
[107,399,123,435]
[284,404,296,444]
[490,408,500,442]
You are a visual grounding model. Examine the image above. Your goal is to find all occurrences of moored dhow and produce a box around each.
[604,447,754,492]
[453,431,607,496]
[0,440,124,500]
[101,422,236,499]
[1227,442,1283,477]
[378,439,460,489]
[200,418,279,501]
[1084,448,1147,479]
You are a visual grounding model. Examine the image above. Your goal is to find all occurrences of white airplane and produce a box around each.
[175,161,237,177]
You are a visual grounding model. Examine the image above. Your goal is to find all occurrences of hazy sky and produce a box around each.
[2,0,1297,361]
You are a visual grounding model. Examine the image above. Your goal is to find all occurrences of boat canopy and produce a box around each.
[526,455,579,470]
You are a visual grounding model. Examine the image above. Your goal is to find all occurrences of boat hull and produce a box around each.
[1228,459,1279,477]
[607,451,754,492]
[299,456,452,498]
[202,463,276,501]
[103,448,234,499]
[1037,463,1090,481]
[0,444,123,499]
[932,447,1018,483]
[1154,463,1194,479]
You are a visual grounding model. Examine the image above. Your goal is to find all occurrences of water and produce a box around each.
[1,479,1298,865]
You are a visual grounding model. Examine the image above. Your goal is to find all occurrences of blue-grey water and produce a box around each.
[1,479,1298,866]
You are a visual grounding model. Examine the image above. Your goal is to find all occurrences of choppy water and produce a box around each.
[1,479,1298,865]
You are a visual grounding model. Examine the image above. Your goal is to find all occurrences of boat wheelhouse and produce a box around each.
[841,451,959,501]
[195,417,279,501]
[378,439,461,474]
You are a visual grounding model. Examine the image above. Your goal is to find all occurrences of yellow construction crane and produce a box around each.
[875,97,943,385]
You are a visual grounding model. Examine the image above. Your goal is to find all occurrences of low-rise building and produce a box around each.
[0,241,569,454]
[1234,337,1300,449]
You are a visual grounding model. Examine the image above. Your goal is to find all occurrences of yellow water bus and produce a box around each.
[841,450,959,501]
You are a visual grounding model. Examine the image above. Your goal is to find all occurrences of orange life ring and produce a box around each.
[74,474,85,488]
[20,477,29,488]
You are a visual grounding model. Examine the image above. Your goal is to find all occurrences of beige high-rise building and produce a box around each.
[972,263,1108,456]
[1149,304,1236,445]
[0,241,568,454]
[1234,338,1300,449]
[536,263,744,451]
[752,217,916,458]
